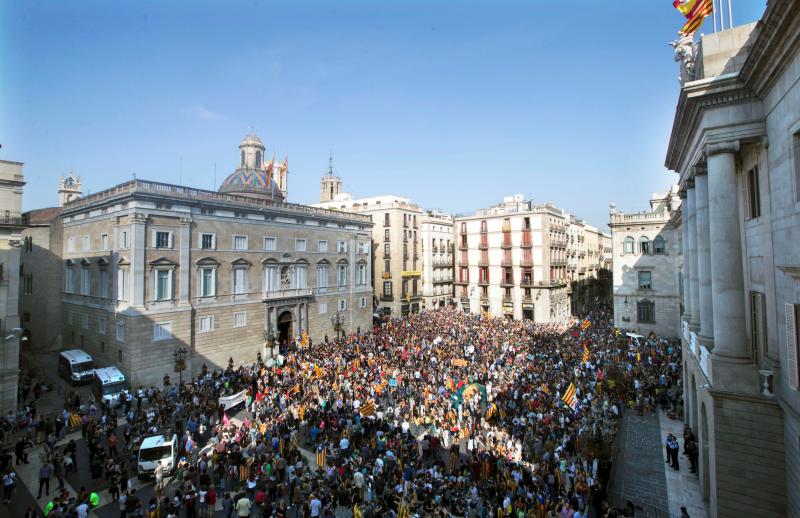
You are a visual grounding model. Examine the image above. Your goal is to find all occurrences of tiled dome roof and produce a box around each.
[219,167,284,201]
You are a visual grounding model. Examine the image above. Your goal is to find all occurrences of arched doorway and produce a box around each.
[277,311,293,346]
[700,402,710,500]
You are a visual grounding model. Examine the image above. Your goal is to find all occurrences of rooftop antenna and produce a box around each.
[328,152,334,175]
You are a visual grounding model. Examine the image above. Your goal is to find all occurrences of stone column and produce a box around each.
[706,141,758,393]
[179,217,192,304]
[686,182,700,328]
[304,303,310,338]
[680,191,692,321]
[130,213,148,307]
[693,166,714,349]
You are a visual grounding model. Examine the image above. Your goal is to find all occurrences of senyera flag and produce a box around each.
[674,0,714,36]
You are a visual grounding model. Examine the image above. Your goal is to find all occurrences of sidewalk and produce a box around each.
[658,411,708,518]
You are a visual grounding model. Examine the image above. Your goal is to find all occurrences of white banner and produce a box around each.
[218,389,248,411]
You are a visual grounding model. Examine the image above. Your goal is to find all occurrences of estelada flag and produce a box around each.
[316,445,326,469]
[561,382,577,409]
[674,0,713,36]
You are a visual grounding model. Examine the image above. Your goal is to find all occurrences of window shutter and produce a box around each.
[786,303,799,390]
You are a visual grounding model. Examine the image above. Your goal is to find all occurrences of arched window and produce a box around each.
[255,151,262,169]
[241,150,245,167]
[654,235,666,254]
[623,236,634,254]
[639,236,651,255]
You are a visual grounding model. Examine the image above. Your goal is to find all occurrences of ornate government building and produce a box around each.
[57,134,373,387]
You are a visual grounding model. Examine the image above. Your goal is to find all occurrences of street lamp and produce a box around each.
[173,346,188,385]
[330,310,345,340]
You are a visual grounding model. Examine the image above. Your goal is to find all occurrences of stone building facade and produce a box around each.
[420,212,454,310]
[664,4,800,515]
[314,183,423,317]
[566,217,612,316]
[57,135,372,387]
[609,187,682,338]
[0,159,24,415]
[455,195,594,322]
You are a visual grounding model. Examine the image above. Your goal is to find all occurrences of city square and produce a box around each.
[1,1,799,517]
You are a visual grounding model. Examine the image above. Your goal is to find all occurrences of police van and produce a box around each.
[137,433,178,479]
[91,366,128,407]
[57,349,95,385]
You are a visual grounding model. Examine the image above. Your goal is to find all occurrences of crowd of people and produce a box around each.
[0,308,684,518]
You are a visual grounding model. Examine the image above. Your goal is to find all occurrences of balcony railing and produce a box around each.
[552,258,567,266]
[0,212,25,226]
[478,240,489,250]
[262,288,313,300]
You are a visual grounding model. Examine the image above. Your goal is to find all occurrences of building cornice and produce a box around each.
[739,0,800,98]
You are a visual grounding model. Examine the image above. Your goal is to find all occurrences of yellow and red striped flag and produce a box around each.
[360,400,376,417]
[561,382,577,409]
[674,0,713,36]
[581,319,591,330]
[583,344,590,363]
[539,384,551,395]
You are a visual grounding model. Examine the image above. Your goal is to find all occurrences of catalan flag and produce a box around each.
[316,445,326,469]
[674,0,713,36]
[360,400,376,417]
[561,382,577,409]
[581,319,592,330]
[69,412,82,429]
[301,332,309,347]
[583,344,590,363]
[539,384,551,395]
[452,358,469,368]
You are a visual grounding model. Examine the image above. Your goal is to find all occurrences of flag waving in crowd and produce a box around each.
[561,382,578,410]
[674,0,714,35]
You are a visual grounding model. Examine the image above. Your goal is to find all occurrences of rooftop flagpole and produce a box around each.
[712,0,718,31]
[727,0,733,28]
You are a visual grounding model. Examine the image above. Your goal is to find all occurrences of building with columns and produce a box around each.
[0,159,25,415]
[665,3,800,515]
[453,195,609,322]
[420,211,454,310]
[609,187,682,338]
[55,134,372,387]
[314,177,424,317]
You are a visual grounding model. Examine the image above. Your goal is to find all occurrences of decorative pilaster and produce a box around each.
[686,181,700,329]
[693,165,714,349]
[179,217,192,304]
[130,212,148,307]
[679,190,692,322]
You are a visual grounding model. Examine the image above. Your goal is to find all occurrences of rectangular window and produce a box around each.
[637,300,655,323]
[154,231,171,249]
[384,259,390,273]
[794,131,800,202]
[101,233,109,250]
[100,270,110,298]
[263,265,278,292]
[337,264,348,287]
[359,296,367,308]
[119,230,129,250]
[263,237,277,251]
[638,271,652,290]
[117,269,129,301]
[384,243,390,256]
[201,233,216,250]
[357,264,367,285]
[81,313,89,330]
[99,316,107,335]
[317,240,328,252]
[750,292,767,360]
[295,239,307,252]
[747,166,761,219]
[384,229,390,241]
[233,312,247,327]
[200,268,216,297]
[318,302,328,315]
[116,320,125,342]
[67,236,76,252]
[233,268,248,294]
[153,322,172,341]
[199,316,214,333]
[295,265,308,289]
[155,269,171,300]
[83,235,90,251]
[233,235,248,250]
[65,267,73,293]
[80,268,91,295]
[785,303,799,389]
[338,299,347,311]
[338,241,347,253]
[383,281,392,297]
[384,213,390,226]
[317,265,329,290]
[68,310,74,325]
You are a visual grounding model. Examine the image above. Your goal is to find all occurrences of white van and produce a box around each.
[58,349,95,385]
[137,434,178,479]
[91,366,128,407]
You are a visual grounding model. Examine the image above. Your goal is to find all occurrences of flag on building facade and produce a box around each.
[561,382,577,409]
[674,0,713,36]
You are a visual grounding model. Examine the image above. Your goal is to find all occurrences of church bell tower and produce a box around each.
[59,171,82,206]
[319,155,342,203]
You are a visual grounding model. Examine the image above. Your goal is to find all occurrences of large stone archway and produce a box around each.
[277,310,293,345]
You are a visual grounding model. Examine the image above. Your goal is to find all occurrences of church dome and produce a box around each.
[240,133,263,148]
[219,167,284,200]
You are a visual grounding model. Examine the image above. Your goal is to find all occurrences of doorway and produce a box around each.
[277,311,293,345]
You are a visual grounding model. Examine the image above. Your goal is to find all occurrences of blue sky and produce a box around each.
[1,1,766,229]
